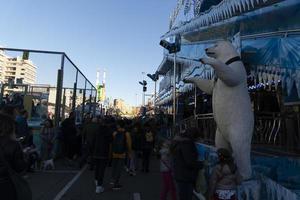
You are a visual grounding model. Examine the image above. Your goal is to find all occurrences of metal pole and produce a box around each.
[61,88,66,121]
[54,54,65,127]
[93,90,97,117]
[194,85,197,118]
[0,84,4,103]
[173,53,176,129]
[154,80,157,113]
[72,70,78,112]
[81,80,86,119]
[143,91,145,106]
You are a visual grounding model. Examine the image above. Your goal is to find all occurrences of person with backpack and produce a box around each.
[208,148,242,200]
[141,124,154,173]
[111,120,132,190]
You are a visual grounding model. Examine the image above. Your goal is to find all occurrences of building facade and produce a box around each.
[0,50,36,85]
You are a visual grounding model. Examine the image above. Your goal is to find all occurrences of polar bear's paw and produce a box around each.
[182,77,195,83]
[200,57,217,65]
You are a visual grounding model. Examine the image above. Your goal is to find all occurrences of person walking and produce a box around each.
[171,128,203,200]
[208,148,241,200]
[141,124,154,173]
[15,109,30,139]
[0,113,29,200]
[159,140,177,200]
[128,122,143,175]
[81,117,98,169]
[111,120,132,190]
[40,119,55,163]
[92,118,113,193]
[61,112,77,160]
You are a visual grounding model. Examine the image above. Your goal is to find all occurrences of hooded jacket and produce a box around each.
[171,135,202,183]
[92,124,113,159]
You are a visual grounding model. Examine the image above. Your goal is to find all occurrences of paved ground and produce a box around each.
[28,158,162,200]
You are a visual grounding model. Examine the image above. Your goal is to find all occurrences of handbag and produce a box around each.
[0,145,32,200]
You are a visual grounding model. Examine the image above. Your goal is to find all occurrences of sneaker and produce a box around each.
[95,186,104,194]
[129,171,136,176]
[125,166,129,172]
[112,184,122,190]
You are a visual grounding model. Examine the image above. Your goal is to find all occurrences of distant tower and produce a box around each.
[101,69,106,102]
[96,69,101,102]
[103,70,106,85]
[96,70,100,86]
[95,69,106,102]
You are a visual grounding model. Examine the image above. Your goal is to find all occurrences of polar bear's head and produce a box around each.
[205,40,239,63]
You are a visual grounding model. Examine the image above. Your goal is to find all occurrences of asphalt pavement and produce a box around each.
[28,158,162,200]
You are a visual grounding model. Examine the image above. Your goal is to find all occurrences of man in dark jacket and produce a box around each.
[92,118,113,193]
[141,124,154,173]
[80,117,98,169]
[61,112,77,160]
[15,109,29,138]
[171,127,203,200]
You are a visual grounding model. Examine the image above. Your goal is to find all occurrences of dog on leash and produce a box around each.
[41,159,55,170]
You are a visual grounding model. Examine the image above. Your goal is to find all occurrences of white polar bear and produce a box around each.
[184,40,254,180]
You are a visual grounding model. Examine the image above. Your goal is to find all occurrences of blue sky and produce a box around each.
[0,0,175,106]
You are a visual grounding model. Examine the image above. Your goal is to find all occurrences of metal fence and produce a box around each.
[178,112,300,154]
[0,47,97,126]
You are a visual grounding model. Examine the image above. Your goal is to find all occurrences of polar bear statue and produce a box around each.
[184,40,254,180]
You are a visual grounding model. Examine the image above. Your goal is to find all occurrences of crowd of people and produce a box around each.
[0,104,242,200]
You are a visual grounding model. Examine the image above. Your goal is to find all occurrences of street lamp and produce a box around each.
[139,80,147,106]
[159,34,181,129]
[147,73,159,111]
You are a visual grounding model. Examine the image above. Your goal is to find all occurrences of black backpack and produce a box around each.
[112,131,127,154]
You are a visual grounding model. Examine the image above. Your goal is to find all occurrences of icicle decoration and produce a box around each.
[295,70,300,98]
[193,0,203,17]
[264,177,298,200]
[167,0,273,37]
[273,68,280,89]
[267,67,273,86]
[280,68,286,89]
[286,69,294,96]
[184,0,192,15]
[170,0,185,30]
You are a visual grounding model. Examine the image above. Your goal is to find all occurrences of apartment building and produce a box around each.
[0,50,36,85]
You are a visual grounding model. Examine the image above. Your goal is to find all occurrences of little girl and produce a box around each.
[160,140,177,200]
[209,148,242,200]
[40,119,55,169]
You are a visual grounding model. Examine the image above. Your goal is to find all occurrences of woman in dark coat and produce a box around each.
[171,127,203,200]
[0,113,28,200]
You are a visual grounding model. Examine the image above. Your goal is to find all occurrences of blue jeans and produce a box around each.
[176,181,194,200]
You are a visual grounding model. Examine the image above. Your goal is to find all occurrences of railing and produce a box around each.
[253,112,282,145]
[178,112,300,154]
